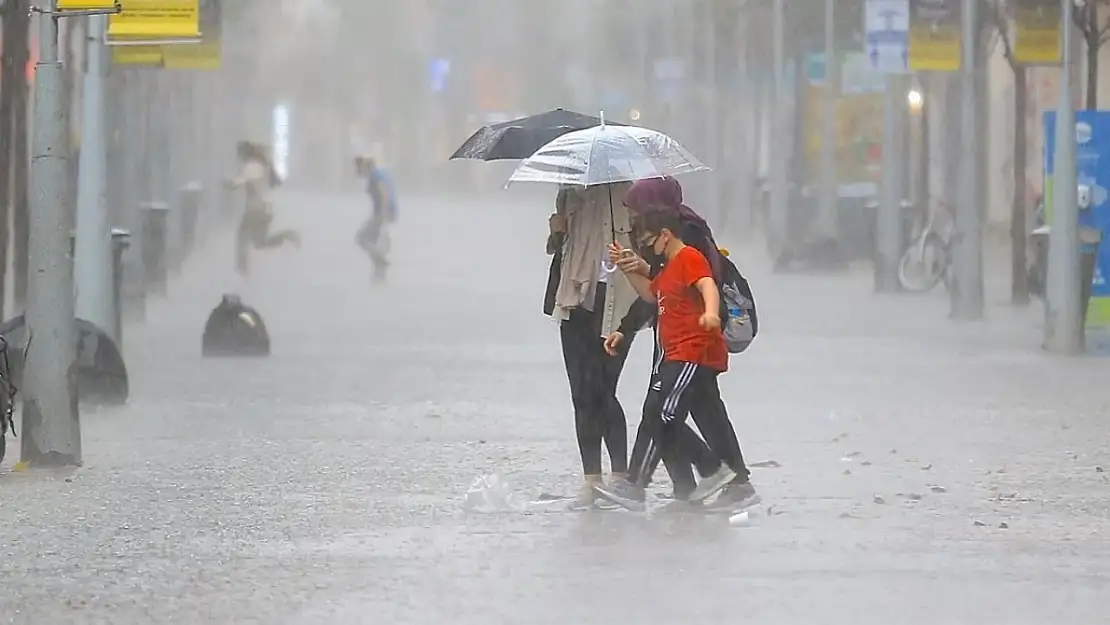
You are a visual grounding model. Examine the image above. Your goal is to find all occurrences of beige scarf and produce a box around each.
[552,183,637,336]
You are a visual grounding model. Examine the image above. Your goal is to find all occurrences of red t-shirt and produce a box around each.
[650,246,729,372]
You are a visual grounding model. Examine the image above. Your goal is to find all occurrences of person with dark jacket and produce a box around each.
[602,176,759,512]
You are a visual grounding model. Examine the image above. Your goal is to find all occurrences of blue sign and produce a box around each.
[1045,110,1110,346]
[865,0,909,74]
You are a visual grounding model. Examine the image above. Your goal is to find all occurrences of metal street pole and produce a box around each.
[74,15,113,342]
[952,0,984,319]
[818,0,840,242]
[876,74,907,292]
[769,0,788,256]
[1044,0,1080,353]
[22,0,80,466]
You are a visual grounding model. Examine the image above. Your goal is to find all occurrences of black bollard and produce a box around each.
[201,294,271,357]
[177,182,202,264]
[141,201,171,296]
[110,228,131,349]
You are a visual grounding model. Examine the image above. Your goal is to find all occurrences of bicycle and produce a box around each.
[898,199,954,293]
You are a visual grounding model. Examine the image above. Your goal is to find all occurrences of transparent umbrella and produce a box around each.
[505,123,709,187]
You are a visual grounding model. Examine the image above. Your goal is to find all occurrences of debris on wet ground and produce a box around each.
[462,474,526,513]
[728,510,753,527]
[750,459,781,469]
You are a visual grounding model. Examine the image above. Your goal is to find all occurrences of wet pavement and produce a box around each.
[1,189,1109,624]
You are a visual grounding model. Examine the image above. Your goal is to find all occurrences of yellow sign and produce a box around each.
[57,0,118,8]
[162,0,221,69]
[110,45,162,66]
[908,0,961,72]
[109,0,199,40]
[1012,0,1061,65]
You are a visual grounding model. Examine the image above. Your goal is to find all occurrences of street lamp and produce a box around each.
[907,88,924,115]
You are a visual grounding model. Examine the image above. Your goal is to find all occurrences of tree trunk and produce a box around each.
[10,0,28,311]
[0,2,20,318]
[1087,5,1100,110]
[1012,67,1029,305]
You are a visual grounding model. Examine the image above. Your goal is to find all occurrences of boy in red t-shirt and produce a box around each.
[594,209,757,511]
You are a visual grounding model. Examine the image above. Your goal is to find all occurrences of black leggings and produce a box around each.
[559,283,632,476]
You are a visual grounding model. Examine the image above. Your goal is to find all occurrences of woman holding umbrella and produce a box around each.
[544,181,640,509]
[500,118,711,509]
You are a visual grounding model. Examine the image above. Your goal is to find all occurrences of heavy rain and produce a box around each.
[0,0,1108,622]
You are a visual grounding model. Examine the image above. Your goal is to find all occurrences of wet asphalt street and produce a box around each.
[1,189,1109,624]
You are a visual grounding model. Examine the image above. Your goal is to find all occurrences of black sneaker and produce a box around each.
[704,481,761,513]
[592,477,647,512]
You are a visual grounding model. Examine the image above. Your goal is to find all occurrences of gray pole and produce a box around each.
[818,0,840,241]
[73,15,113,341]
[769,0,788,257]
[875,74,906,292]
[22,0,80,467]
[951,0,985,319]
[1044,0,1080,353]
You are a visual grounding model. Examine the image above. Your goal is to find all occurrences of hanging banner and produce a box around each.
[908,0,961,72]
[1011,0,1061,65]
[162,0,221,69]
[58,0,118,9]
[109,0,200,40]
[111,45,163,66]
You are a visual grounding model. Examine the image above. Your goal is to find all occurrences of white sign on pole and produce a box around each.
[865,0,909,74]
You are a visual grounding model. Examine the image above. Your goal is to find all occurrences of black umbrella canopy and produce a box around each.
[450,108,627,161]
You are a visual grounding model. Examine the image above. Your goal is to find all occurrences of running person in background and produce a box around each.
[225,140,300,277]
[354,155,398,282]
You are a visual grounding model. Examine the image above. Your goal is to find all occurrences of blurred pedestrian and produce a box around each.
[544,182,638,510]
[354,155,398,282]
[225,140,300,277]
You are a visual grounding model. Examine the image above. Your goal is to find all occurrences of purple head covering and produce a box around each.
[621,176,707,227]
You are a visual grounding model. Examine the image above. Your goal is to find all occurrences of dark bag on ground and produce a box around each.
[202,294,271,357]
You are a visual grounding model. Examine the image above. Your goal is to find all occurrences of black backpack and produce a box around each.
[717,254,758,353]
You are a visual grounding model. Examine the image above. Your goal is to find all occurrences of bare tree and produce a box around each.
[1074,0,1110,109]
[988,0,1032,305]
